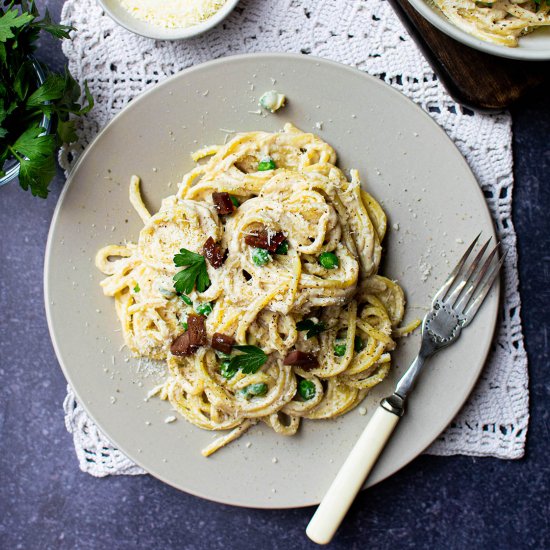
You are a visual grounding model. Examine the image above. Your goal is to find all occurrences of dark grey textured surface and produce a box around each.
[0,2,549,549]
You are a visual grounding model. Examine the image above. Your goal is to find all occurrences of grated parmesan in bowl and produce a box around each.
[120,0,227,29]
[100,0,239,40]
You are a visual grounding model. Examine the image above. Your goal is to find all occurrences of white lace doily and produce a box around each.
[59,0,528,477]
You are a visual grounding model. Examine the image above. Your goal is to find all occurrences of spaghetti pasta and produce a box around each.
[433,0,550,47]
[96,123,413,456]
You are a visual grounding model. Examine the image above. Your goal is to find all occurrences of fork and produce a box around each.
[306,234,504,545]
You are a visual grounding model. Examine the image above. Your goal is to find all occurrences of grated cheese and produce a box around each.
[120,0,227,29]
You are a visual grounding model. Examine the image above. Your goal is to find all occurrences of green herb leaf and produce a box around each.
[56,118,77,143]
[296,318,326,339]
[133,283,140,293]
[11,125,55,159]
[0,9,34,43]
[17,152,55,198]
[174,248,204,267]
[173,248,211,294]
[229,345,267,375]
[0,43,6,66]
[13,60,35,101]
[0,100,7,126]
[27,73,66,106]
[0,3,94,198]
[79,81,94,115]
[34,10,74,40]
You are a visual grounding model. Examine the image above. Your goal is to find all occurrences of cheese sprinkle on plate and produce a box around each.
[119,0,228,29]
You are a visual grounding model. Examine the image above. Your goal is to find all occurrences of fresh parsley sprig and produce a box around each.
[0,1,94,197]
[296,318,326,339]
[228,345,267,375]
[173,248,211,294]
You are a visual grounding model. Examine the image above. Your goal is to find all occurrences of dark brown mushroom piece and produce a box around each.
[244,227,286,252]
[211,332,235,354]
[283,350,318,369]
[170,332,197,356]
[187,314,207,347]
[203,237,226,268]
[212,192,235,215]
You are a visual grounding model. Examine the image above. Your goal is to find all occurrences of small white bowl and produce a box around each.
[99,0,240,40]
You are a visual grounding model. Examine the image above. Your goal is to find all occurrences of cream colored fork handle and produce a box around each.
[306,405,400,545]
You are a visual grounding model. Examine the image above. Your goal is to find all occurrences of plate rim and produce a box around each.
[44,52,499,509]
[409,0,550,61]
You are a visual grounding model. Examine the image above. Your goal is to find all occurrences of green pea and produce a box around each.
[275,240,289,255]
[257,157,277,171]
[252,248,270,266]
[334,343,347,357]
[180,294,193,306]
[230,195,240,208]
[298,379,316,400]
[195,302,213,316]
[238,383,268,399]
[220,360,237,380]
[318,252,339,269]
[354,336,364,352]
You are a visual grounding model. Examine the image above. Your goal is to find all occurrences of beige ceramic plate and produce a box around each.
[45,54,498,508]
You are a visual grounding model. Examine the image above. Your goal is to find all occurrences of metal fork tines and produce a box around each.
[393,234,503,402]
[433,234,504,327]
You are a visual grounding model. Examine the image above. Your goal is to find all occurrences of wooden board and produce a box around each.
[388,0,550,111]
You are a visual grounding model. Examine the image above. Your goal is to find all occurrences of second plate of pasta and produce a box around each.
[408,0,550,59]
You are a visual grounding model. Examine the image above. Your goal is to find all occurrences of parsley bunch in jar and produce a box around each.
[0,0,93,197]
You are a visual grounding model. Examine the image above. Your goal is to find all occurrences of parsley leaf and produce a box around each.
[173,248,211,294]
[0,3,93,198]
[228,345,267,375]
[10,125,56,197]
[13,60,35,101]
[0,9,34,42]
[56,118,77,143]
[11,125,56,159]
[34,9,74,40]
[296,318,326,339]
[17,152,56,198]
[27,73,66,106]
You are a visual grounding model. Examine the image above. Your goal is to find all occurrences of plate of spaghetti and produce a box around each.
[409,0,550,59]
[45,54,498,507]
